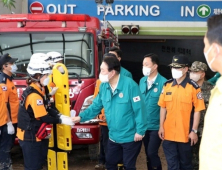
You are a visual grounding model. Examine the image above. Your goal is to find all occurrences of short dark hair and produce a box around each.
[207,14,222,45]
[103,53,116,58]
[109,46,119,51]
[143,53,159,66]
[26,73,41,85]
[109,47,122,58]
[103,53,120,73]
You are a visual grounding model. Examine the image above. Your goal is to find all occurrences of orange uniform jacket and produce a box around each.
[0,72,19,124]
[0,86,8,126]
[17,83,47,141]
[93,79,107,126]
[158,77,205,143]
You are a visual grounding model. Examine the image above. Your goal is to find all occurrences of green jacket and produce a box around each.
[139,73,167,130]
[80,75,147,143]
[120,66,133,79]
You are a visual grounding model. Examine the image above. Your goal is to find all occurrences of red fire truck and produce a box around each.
[0,13,118,159]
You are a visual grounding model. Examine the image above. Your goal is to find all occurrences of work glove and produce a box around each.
[7,121,15,134]
[70,110,76,117]
[58,66,65,74]
[49,87,59,96]
[60,117,74,126]
[70,110,76,128]
[59,114,69,119]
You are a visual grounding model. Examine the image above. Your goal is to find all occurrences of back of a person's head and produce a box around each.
[207,14,222,45]
[103,53,120,73]
[109,46,119,52]
[109,47,122,58]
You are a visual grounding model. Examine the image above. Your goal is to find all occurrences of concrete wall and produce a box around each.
[0,0,27,14]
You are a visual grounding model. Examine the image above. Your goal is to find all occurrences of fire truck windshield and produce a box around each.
[0,33,94,78]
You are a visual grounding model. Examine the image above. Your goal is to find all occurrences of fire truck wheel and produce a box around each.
[88,143,99,160]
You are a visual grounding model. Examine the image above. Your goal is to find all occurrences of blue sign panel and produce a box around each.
[28,0,222,22]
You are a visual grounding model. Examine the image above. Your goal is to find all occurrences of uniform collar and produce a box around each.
[30,83,45,96]
[172,75,189,88]
[105,74,121,92]
[144,73,160,86]
[1,72,13,81]
[201,81,212,89]
[109,74,120,93]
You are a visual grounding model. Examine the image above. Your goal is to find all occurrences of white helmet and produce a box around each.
[46,52,63,63]
[27,53,52,75]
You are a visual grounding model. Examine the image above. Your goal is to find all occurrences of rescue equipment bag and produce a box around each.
[36,123,52,139]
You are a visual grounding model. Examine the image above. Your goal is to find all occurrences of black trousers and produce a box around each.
[10,123,17,148]
[99,125,109,164]
[0,125,13,170]
[40,139,49,167]
[106,139,142,170]
[163,140,192,170]
[19,140,42,170]
[143,130,162,170]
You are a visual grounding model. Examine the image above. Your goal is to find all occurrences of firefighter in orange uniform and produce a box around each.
[17,53,74,170]
[0,53,19,169]
[158,54,205,170]
[0,84,12,169]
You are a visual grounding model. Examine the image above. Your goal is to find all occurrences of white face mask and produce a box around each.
[41,76,50,86]
[10,64,18,73]
[172,68,183,79]
[142,66,152,76]
[204,45,216,72]
[99,73,109,83]
[190,72,201,82]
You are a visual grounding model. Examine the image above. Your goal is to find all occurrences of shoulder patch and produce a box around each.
[197,92,203,100]
[189,79,200,89]
[1,86,7,91]
[164,78,174,86]
[37,99,43,105]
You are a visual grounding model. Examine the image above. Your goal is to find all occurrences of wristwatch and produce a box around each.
[192,129,198,134]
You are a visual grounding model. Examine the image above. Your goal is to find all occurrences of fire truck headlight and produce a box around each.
[76,133,93,139]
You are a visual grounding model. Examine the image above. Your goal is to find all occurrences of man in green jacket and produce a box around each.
[72,54,146,170]
[139,53,167,170]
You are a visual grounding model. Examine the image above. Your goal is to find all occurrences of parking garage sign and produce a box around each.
[27,0,222,21]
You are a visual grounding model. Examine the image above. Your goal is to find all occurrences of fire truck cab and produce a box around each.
[0,13,118,159]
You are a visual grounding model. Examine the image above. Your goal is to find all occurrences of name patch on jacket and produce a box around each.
[133,96,140,102]
[166,92,172,95]
[37,99,43,105]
